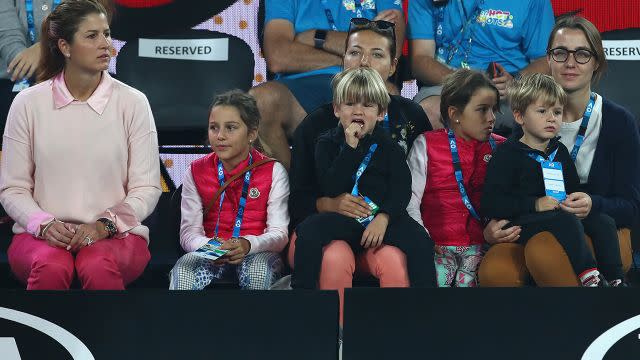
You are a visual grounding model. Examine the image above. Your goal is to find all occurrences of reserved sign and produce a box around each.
[138,38,229,61]
[603,40,640,60]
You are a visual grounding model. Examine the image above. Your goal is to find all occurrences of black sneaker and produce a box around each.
[609,279,629,287]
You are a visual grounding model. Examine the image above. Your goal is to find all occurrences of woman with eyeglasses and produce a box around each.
[287,18,433,323]
[479,16,639,287]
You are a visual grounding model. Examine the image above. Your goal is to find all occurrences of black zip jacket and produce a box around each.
[481,137,580,220]
[289,95,430,229]
[314,124,411,222]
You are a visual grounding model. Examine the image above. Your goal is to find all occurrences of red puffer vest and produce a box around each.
[191,148,274,239]
[420,130,505,246]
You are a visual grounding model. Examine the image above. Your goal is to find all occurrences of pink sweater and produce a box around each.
[0,71,161,242]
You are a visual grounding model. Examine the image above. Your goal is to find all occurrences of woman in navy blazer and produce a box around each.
[479,16,639,286]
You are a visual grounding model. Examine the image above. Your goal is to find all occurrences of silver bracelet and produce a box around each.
[39,219,58,238]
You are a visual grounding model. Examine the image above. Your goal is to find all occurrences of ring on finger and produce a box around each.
[84,235,94,246]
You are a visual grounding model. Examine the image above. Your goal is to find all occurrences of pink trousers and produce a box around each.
[288,232,409,323]
[7,232,150,290]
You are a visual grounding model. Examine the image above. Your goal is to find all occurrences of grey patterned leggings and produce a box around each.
[169,252,284,290]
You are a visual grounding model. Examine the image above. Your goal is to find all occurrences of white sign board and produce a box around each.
[138,38,229,61]
[603,40,640,60]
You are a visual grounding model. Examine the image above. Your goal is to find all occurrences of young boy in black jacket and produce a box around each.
[482,73,608,287]
[291,67,436,289]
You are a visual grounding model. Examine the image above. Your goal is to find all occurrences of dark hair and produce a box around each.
[440,69,500,126]
[210,89,267,153]
[210,90,261,131]
[37,0,110,82]
[345,26,396,60]
[547,15,607,84]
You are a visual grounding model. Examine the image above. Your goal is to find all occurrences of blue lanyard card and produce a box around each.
[356,195,379,227]
[12,78,30,93]
[541,161,566,202]
[193,238,229,261]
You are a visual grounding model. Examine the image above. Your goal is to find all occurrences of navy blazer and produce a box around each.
[582,98,640,228]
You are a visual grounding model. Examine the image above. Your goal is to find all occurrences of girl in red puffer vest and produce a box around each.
[407,69,505,287]
[169,90,289,290]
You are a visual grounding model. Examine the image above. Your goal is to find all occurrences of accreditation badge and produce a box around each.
[356,195,380,227]
[541,161,566,201]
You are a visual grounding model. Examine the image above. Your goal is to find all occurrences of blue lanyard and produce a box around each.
[382,113,390,131]
[320,0,338,31]
[528,148,558,164]
[447,129,495,220]
[354,0,362,18]
[569,92,596,161]
[435,0,483,66]
[321,0,362,31]
[213,154,253,239]
[488,136,496,150]
[26,0,61,44]
[351,143,378,196]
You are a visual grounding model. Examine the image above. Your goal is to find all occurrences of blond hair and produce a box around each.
[332,67,390,114]
[508,73,568,114]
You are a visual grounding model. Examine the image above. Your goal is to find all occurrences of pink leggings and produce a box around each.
[288,232,409,324]
[7,232,150,290]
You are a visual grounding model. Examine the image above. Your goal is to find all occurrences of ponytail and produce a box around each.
[36,0,110,83]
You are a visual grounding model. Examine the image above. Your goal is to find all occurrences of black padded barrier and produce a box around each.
[0,289,339,360]
[344,287,640,359]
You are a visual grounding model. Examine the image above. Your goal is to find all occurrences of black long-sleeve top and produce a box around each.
[314,124,412,223]
[481,137,580,220]
[288,95,430,229]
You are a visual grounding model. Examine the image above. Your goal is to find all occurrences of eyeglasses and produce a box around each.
[548,47,595,64]
[348,17,396,43]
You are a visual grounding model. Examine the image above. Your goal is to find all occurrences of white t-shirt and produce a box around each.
[558,93,603,184]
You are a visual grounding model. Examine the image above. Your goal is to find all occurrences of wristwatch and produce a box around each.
[314,29,328,49]
[97,218,117,238]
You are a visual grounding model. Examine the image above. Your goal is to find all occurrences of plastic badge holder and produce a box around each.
[193,238,229,261]
[356,195,379,227]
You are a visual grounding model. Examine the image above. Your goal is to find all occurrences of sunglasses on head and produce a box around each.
[348,18,396,44]
[350,17,395,30]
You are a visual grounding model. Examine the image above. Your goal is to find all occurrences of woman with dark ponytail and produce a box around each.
[0,0,161,290]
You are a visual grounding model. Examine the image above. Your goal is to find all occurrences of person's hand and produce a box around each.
[483,219,521,245]
[219,237,251,265]
[374,9,401,24]
[434,245,444,255]
[361,213,388,248]
[560,192,592,219]
[40,220,75,249]
[323,193,372,218]
[8,43,41,82]
[491,62,513,98]
[535,196,560,212]
[344,122,363,148]
[69,222,109,252]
